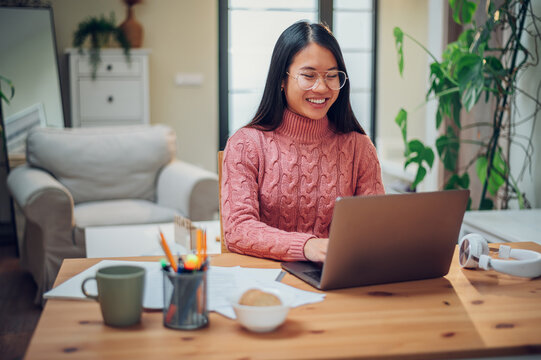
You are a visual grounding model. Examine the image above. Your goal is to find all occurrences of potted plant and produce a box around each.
[0,74,14,104]
[393,0,540,210]
[0,74,15,137]
[73,13,131,79]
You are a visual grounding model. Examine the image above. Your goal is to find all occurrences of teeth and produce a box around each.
[307,98,325,104]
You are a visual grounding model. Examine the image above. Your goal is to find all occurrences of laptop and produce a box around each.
[281,190,470,290]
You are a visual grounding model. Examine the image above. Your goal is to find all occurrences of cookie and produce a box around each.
[238,289,282,306]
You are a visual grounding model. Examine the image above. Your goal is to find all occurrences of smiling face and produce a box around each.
[283,42,340,120]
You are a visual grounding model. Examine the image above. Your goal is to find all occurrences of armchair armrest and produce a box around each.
[7,165,74,222]
[157,160,219,221]
[7,165,79,303]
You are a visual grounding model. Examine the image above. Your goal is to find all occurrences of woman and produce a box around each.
[221,21,385,263]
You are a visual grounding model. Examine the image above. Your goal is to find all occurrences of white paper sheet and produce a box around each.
[43,260,163,309]
[44,260,326,317]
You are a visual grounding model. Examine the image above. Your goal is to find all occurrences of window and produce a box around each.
[219,0,377,149]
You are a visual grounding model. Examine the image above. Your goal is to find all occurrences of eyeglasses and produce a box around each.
[286,70,348,91]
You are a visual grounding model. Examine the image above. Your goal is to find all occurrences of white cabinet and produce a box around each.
[66,48,150,127]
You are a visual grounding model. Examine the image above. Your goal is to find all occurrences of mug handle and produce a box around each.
[81,277,98,301]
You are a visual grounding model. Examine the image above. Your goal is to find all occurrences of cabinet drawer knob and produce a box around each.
[107,96,114,103]
[106,64,113,71]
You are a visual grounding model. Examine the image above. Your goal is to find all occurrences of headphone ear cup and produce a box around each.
[459,233,489,269]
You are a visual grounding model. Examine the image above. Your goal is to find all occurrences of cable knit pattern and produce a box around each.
[221,109,385,261]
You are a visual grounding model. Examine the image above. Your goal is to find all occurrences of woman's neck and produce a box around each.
[276,108,332,143]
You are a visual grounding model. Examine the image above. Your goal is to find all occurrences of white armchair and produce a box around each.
[7,125,219,304]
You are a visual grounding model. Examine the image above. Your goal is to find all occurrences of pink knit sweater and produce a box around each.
[221,109,385,261]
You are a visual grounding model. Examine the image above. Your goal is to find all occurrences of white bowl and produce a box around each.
[231,288,290,333]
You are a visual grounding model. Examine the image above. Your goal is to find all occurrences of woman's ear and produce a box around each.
[281,80,285,91]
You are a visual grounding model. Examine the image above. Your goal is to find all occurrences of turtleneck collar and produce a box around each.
[276,108,332,143]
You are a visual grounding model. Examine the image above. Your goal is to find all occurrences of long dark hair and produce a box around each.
[246,21,365,135]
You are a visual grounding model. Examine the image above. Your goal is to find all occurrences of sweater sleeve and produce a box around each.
[355,135,385,196]
[221,130,313,261]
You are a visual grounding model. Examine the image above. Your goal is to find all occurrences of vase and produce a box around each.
[119,6,143,48]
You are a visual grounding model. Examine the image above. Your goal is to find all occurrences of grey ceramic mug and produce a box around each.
[81,265,146,327]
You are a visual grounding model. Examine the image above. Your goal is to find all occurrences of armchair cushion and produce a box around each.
[26,125,176,204]
[74,199,179,228]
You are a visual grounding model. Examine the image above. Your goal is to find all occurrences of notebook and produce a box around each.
[281,190,470,290]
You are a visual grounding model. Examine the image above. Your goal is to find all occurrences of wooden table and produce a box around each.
[25,243,541,359]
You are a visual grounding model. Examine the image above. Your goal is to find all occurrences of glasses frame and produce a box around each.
[286,70,348,91]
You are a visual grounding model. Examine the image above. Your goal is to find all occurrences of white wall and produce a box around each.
[510,0,541,208]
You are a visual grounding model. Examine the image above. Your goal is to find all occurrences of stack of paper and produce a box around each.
[207,266,326,318]
[44,260,325,319]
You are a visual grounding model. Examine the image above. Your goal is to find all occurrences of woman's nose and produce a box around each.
[313,77,330,92]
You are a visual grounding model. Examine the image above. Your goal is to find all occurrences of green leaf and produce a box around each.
[451,94,462,128]
[444,172,469,190]
[395,108,408,152]
[479,198,494,210]
[476,156,488,185]
[0,75,15,104]
[457,29,475,48]
[484,56,504,72]
[435,128,459,171]
[488,148,507,195]
[407,139,425,154]
[444,174,459,190]
[436,108,443,129]
[458,172,470,188]
[404,139,434,186]
[476,149,507,197]
[404,157,415,170]
[393,27,404,76]
[483,55,505,100]
[422,147,435,168]
[449,0,477,25]
[412,165,427,190]
[456,54,484,111]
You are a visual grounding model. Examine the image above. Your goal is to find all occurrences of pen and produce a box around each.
[177,255,185,273]
[160,258,171,272]
[203,229,207,262]
[196,229,202,269]
[158,229,178,273]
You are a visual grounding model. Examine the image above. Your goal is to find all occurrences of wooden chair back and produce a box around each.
[218,151,229,253]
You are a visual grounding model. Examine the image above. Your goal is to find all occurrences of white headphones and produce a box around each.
[458,233,541,278]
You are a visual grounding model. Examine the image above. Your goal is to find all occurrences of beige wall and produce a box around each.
[377,0,429,162]
[49,0,218,172]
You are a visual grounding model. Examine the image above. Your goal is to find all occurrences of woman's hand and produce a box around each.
[303,238,329,263]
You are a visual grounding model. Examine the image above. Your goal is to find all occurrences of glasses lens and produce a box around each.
[297,71,318,90]
[325,71,347,90]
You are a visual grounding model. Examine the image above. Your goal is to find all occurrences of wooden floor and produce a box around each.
[0,243,42,360]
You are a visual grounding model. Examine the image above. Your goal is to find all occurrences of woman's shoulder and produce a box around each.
[340,131,378,159]
[225,126,265,153]
[340,131,375,147]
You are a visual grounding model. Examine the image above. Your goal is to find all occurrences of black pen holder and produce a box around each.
[163,269,208,330]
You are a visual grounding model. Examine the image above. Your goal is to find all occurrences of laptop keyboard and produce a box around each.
[304,270,322,281]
